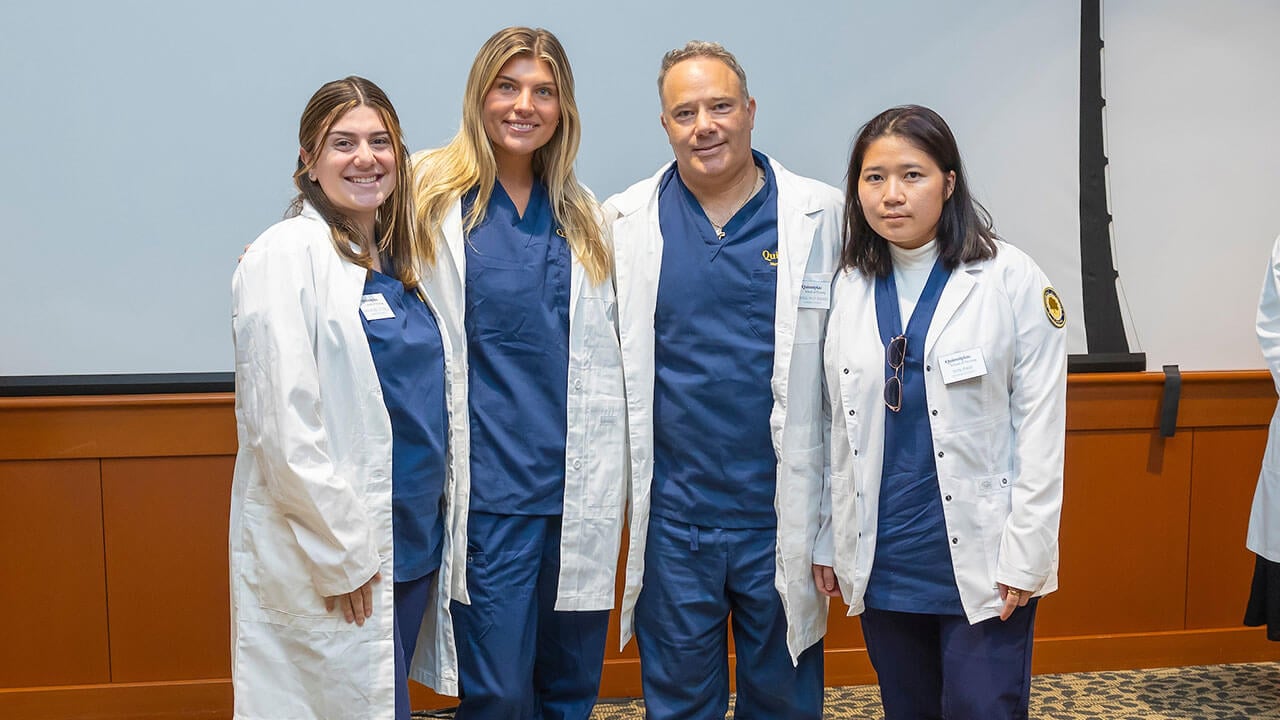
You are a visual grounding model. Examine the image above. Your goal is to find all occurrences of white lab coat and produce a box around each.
[603,156,844,663]
[1248,234,1280,563]
[815,241,1067,625]
[230,204,467,720]
[405,186,628,621]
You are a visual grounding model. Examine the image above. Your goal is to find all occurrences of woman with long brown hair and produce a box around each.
[231,76,465,719]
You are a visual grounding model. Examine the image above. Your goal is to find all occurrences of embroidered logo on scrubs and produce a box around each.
[1043,287,1066,329]
[761,248,779,267]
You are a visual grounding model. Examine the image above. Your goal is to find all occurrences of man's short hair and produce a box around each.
[657,40,750,101]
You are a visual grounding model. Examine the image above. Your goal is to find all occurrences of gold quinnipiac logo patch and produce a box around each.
[1043,287,1066,329]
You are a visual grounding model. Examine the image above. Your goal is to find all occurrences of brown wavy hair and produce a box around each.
[290,76,417,286]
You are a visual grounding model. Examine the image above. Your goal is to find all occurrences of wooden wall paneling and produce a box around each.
[1066,373,1164,430]
[1033,627,1280,674]
[1,374,1277,718]
[100,456,234,682]
[1036,430,1193,637]
[0,459,111,688]
[1186,427,1269,629]
[0,395,236,461]
[1065,371,1275,432]
[1179,373,1277,428]
[0,679,231,720]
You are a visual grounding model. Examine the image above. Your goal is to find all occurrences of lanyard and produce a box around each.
[874,257,951,376]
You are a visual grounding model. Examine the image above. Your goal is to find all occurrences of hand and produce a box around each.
[812,564,841,598]
[998,583,1030,621]
[325,572,381,625]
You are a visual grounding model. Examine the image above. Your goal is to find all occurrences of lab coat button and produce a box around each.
[1001,477,1009,486]
[951,537,958,545]
[931,409,938,416]
[848,409,855,416]
[573,459,582,469]
[944,494,952,501]
[843,368,849,374]
[853,449,858,457]
[926,364,932,371]
[574,379,583,390]
[937,451,944,458]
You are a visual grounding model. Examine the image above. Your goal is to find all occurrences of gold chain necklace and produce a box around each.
[708,166,765,239]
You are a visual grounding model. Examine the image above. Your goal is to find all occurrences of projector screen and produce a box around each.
[0,0,1082,378]
[1102,0,1280,371]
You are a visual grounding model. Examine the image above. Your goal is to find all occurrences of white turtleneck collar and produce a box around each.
[888,239,939,327]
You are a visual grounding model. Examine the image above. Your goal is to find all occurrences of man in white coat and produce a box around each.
[603,41,841,719]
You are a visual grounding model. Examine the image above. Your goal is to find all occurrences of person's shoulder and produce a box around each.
[766,155,843,210]
[989,239,1046,277]
[240,212,330,276]
[603,164,671,219]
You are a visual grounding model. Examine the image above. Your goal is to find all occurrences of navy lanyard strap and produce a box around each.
[873,257,952,369]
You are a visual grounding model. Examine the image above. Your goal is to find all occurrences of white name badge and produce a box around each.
[360,293,395,321]
[798,273,832,309]
[938,347,988,384]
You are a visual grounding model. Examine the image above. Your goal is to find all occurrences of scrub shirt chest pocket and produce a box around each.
[466,252,541,340]
[715,264,778,341]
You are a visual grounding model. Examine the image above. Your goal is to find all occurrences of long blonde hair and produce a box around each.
[291,76,417,286]
[413,27,610,284]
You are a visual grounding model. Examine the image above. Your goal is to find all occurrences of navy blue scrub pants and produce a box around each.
[452,512,610,720]
[634,516,824,720]
[394,572,436,720]
[859,599,1038,720]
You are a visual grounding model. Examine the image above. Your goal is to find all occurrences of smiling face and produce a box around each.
[301,104,395,233]
[482,54,560,171]
[659,57,756,189]
[857,134,956,250]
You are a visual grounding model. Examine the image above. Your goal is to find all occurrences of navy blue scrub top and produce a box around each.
[360,267,448,583]
[865,258,964,614]
[652,151,780,529]
[463,181,570,515]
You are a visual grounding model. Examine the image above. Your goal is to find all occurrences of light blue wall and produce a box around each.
[0,1,1080,374]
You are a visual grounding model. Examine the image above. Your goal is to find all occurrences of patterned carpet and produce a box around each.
[578,662,1280,719]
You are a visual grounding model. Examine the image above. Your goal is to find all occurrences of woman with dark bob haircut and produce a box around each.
[810,105,1067,719]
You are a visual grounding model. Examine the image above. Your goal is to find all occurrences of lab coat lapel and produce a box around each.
[924,260,981,357]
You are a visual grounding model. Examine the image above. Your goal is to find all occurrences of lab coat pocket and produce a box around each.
[242,506,349,628]
[583,394,626,514]
[829,473,859,580]
[578,282,619,349]
[974,471,1014,582]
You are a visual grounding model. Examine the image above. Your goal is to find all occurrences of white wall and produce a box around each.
[1104,0,1280,370]
[0,1,1080,375]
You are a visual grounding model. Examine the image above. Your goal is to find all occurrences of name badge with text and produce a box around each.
[938,348,987,384]
[360,293,395,321]
[798,273,832,309]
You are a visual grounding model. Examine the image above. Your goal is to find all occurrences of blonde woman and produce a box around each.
[411,27,625,719]
[231,77,465,720]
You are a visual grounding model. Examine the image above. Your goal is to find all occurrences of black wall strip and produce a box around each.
[1078,0,1146,372]
[0,373,234,397]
